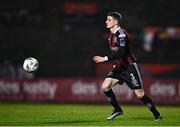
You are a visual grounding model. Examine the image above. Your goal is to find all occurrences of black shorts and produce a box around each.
[106,62,143,90]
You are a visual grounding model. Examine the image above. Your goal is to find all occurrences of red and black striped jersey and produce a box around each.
[107,27,137,69]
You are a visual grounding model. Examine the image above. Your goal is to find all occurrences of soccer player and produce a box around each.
[93,12,162,121]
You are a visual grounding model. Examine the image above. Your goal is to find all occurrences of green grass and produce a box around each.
[0,103,179,126]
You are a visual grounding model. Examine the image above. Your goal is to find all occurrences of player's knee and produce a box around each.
[135,90,144,98]
[102,84,111,92]
[102,78,112,92]
[136,93,144,98]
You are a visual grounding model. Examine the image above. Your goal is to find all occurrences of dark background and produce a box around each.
[0,0,179,78]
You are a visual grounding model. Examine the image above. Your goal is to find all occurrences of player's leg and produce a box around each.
[102,77,123,120]
[123,62,162,121]
[134,89,162,121]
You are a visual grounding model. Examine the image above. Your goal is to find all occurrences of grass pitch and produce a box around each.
[0,103,179,126]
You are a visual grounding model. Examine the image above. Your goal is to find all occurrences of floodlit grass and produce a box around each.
[0,103,179,126]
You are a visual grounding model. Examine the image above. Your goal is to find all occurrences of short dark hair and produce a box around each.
[107,12,122,25]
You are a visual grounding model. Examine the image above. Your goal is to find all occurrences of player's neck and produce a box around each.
[110,25,120,34]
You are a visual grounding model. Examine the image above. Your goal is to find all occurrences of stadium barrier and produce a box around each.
[0,78,179,104]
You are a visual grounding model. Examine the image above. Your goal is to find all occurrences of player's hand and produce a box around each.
[93,56,107,63]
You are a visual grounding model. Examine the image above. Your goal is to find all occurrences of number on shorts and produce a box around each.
[130,73,135,80]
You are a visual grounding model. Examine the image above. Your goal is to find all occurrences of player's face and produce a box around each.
[106,16,118,29]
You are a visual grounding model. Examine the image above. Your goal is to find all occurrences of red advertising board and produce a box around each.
[0,78,179,104]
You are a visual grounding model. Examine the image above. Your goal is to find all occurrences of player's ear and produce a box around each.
[114,19,118,25]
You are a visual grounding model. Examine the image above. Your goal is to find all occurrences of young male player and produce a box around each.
[93,12,162,121]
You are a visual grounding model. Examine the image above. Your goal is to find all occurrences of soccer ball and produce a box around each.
[23,57,39,72]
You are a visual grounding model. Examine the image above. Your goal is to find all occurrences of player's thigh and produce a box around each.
[102,78,119,91]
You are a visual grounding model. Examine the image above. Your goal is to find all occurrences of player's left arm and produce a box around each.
[106,33,127,61]
[93,34,127,63]
[93,56,107,63]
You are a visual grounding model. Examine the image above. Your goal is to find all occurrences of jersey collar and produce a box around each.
[113,27,121,34]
